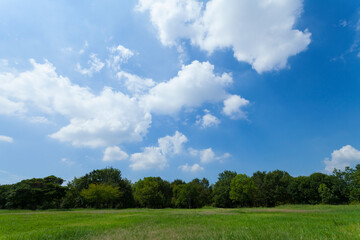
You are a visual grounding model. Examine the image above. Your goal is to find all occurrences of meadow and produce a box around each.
[0,205,359,240]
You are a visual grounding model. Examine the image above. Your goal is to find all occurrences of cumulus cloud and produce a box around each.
[189,147,230,163]
[76,53,105,76]
[140,60,233,115]
[179,163,204,172]
[130,147,167,170]
[222,95,250,119]
[0,59,247,149]
[130,131,187,170]
[0,135,13,143]
[0,96,25,115]
[103,146,129,162]
[137,0,311,73]
[0,59,151,147]
[196,110,220,128]
[107,45,135,71]
[199,148,215,163]
[117,71,156,96]
[324,145,360,173]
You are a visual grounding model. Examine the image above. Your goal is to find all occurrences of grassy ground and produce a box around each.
[0,205,359,240]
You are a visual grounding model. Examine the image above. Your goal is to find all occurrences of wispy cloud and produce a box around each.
[0,135,13,143]
[76,53,104,76]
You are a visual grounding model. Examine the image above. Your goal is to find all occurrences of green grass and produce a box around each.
[0,205,359,240]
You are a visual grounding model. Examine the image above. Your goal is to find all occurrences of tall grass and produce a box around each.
[0,205,359,240]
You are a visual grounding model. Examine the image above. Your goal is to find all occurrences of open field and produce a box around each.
[0,205,359,240]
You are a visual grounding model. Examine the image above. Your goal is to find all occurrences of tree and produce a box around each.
[5,176,66,210]
[349,164,360,203]
[318,183,335,204]
[80,184,120,208]
[173,178,212,209]
[0,185,11,209]
[251,171,267,206]
[61,168,134,209]
[213,170,237,208]
[287,176,312,204]
[133,177,172,208]
[307,172,328,204]
[261,170,292,207]
[229,174,258,207]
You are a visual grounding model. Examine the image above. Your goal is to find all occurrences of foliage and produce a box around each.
[213,170,237,208]
[80,184,121,208]
[133,177,172,208]
[172,178,212,208]
[1,176,66,210]
[61,167,134,209]
[1,165,360,210]
[229,174,258,207]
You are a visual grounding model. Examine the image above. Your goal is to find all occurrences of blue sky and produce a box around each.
[1,0,360,185]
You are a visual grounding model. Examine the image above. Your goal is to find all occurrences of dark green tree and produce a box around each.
[133,177,171,208]
[213,170,237,208]
[5,176,66,210]
[261,170,292,207]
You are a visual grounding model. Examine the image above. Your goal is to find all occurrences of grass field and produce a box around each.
[0,205,359,240]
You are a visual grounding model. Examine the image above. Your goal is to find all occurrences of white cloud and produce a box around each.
[103,146,129,162]
[0,59,151,148]
[107,45,134,71]
[49,87,151,147]
[189,147,230,163]
[0,96,25,115]
[130,131,187,170]
[0,59,247,149]
[324,145,360,173]
[117,71,155,96]
[137,0,311,73]
[0,135,13,143]
[130,147,167,170]
[76,53,104,76]
[179,163,204,172]
[158,131,188,155]
[140,60,233,115]
[222,95,249,119]
[196,110,220,128]
[200,148,215,163]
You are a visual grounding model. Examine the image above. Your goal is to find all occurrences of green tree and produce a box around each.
[318,183,335,204]
[0,185,11,209]
[261,170,292,207]
[229,174,258,207]
[349,164,360,202]
[213,170,237,208]
[133,177,171,208]
[62,168,134,209]
[251,171,267,206]
[80,184,120,208]
[287,176,316,204]
[5,176,66,210]
[173,178,212,209]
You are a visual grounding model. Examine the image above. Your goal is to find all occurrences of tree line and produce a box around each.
[0,165,359,210]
